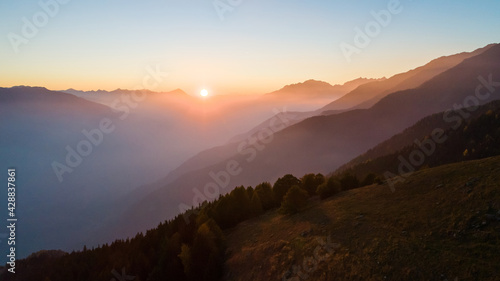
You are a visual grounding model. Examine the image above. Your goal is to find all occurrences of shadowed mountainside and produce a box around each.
[319,44,495,113]
[335,100,500,179]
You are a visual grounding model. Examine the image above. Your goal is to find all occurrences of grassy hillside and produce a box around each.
[224,156,500,280]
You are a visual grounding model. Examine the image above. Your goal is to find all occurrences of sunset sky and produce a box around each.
[1,0,499,96]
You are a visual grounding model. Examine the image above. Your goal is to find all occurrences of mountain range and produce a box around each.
[1,43,499,264]
[103,43,500,240]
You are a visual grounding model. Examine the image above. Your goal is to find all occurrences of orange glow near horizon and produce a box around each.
[0,1,497,97]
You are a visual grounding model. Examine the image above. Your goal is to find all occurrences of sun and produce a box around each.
[200,89,208,97]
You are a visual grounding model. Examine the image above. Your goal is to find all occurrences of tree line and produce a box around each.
[4,170,380,281]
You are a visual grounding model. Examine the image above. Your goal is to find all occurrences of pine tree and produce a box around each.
[280,185,308,215]
[273,174,301,204]
[301,173,324,196]
[246,186,254,199]
[250,192,264,216]
[230,186,251,222]
[340,173,359,190]
[317,177,341,199]
[255,182,275,210]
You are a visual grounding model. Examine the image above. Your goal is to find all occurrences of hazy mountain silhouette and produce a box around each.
[107,43,500,239]
[233,46,494,145]
[265,78,381,99]
[0,86,145,258]
[335,99,500,179]
[260,78,382,112]
[0,78,377,257]
[62,88,187,107]
[319,44,495,113]
[1,86,269,258]
[229,78,383,143]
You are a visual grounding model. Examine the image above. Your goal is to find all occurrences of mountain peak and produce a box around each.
[278,79,333,91]
[10,85,49,91]
[302,79,332,85]
[168,88,188,95]
[336,77,386,88]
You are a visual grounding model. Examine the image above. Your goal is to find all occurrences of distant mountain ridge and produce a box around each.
[266,77,384,99]
[64,77,379,113]
[228,78,384,142]
[319,44,496,113]
[62,88,190,107]
[235,45,496,145]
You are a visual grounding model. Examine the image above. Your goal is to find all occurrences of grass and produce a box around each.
[223,156,500,281]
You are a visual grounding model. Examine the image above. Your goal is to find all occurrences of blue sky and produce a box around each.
[1,0,499,95]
